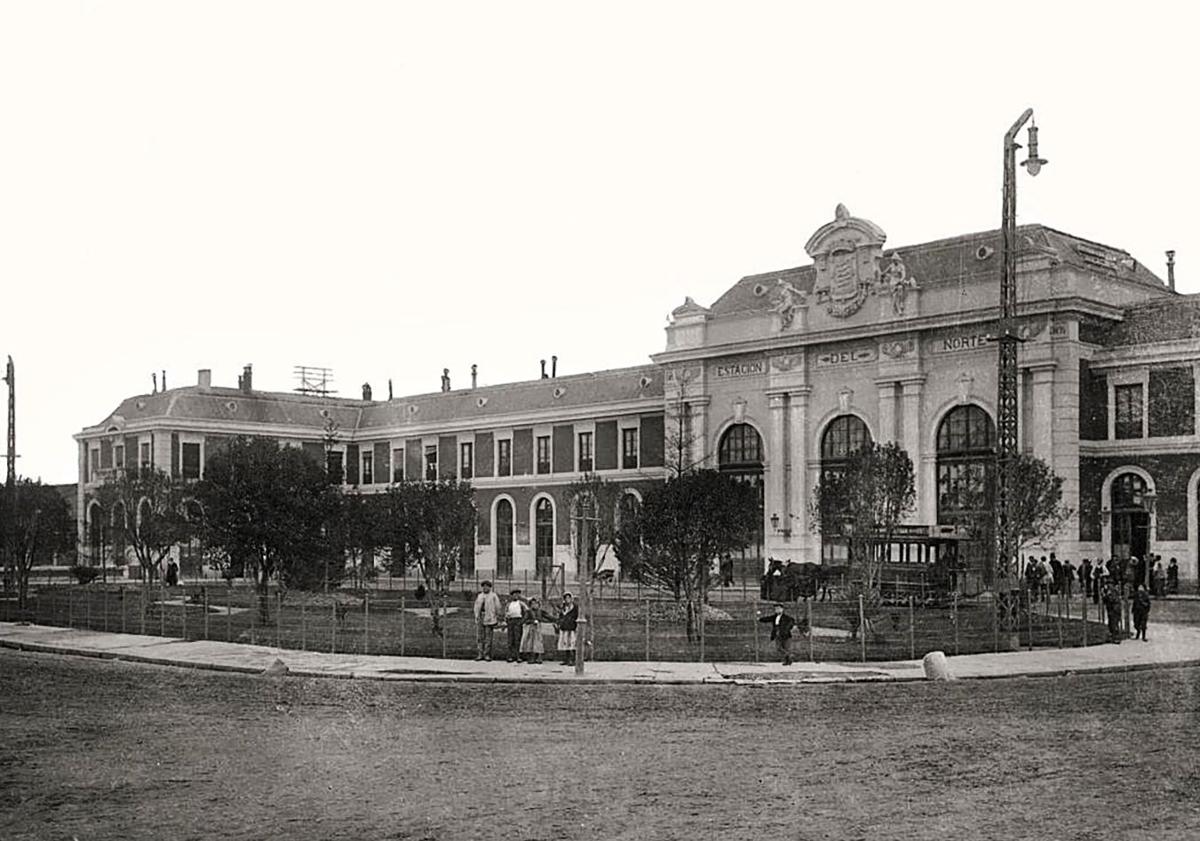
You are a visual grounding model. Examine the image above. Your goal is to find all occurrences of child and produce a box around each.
[519,597,550,664]
[556,593,578,666]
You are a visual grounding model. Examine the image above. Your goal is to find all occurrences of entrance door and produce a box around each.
[1112,511,1149,561]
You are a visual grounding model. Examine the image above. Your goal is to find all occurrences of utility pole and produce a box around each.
[996,111,1047,586]
[3,356,15,593]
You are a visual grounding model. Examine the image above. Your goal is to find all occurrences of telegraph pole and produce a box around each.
[996,111,1047,585]
[3,356,15,593]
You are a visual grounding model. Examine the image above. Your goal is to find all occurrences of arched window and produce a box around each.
[535,497,554,578]
[617,492,640,527]
[718,424,764,581]
[819,416,872,565]
[1111,472,1151,562]
[936,405,996,581]
[496,499,514,577]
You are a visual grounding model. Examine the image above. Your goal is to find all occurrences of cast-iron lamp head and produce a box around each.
[1021,122,1047,176]
[770,512,780,531]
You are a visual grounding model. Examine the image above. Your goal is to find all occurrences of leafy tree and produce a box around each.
[329,491,385,589]
[810,442,915,637]
[94,467,192,586]
[196,437,342,620]
[376,479,475,636]
[991,454,1073,582]
[617,469,759,640]
[1,479,74,609]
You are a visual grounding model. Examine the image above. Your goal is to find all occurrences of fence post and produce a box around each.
[1057,594,1064,649]
[141,588,147,635]
[85,589,92,630]
[752,602,759,663]
[806,598,814,663]
[103,589,109,633]
[159,580,165,638]
[203,589,209,641]
[400,595,406,657]
[644,600,650,662]
[858,594,866,663]
[276,590,283,649]
[1026,590,1033,652]
[909,595,916,660]
[226,591,232,642]
[698,601,705,663]
[331,601,337,653]
[121,590,127,635]
[301,601,307,651]
[992,592,999,653]
[181,591,187,641]
[68,588,73,629]
[953,592,959,656]
[364,592,370,656]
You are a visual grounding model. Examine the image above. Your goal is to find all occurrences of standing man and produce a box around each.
[505,589,527,663]
[473,580,502,661]
[1132,584,1152,641]
[1079,558,1092,602]
[1101,580,1123,644]
[759,602,797,666]
[556,593,579,666]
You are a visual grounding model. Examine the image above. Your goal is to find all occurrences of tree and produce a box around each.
[94,467,193,586]
[329,491,385,589]
[991,453,1073,582]
[378,479,475,636]
[196,437,342,621]
[617,470,760,640]
[810,442,915,637]
[1,479,74,609]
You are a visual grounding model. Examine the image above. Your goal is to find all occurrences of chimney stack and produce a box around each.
[239,364,253,393]
[388,379,393,400]
[471,364,478,389]
[162,370,167,390]
[362,382,373,401]
[152,372,158,394]
[540,359,547,379]
[1167,250,1176,291]
[551,355,558,378]
[198,369,212,389]
[441,368,451,392]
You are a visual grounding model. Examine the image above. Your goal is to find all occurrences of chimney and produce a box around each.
[1167,250,1176,291]
[240,364,253,393]
[162,370,167,390]
[388,379,393,400]
[362,382,372,401]
[441,368,451,393]
[152,372,158,394]
[540,359,547,379]
[471,364,478,389]
[198,369,212,389]
[551,355,558,378]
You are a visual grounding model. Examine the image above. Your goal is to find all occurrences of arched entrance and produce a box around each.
[718,423,764,582]
[819,415,871,565]
[936,404,995,585]
[1111,472,1151,562]
[495,498,514,577]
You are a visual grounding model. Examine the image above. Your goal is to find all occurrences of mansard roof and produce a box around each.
[86,363,663,438]
[708,224,1167,318]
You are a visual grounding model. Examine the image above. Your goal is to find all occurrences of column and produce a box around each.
[900,377,927,523]
[689,398,710,471]
[1030,364,1056,463]
[767,393,787,556]
[875,379,898,444]
[789,387,812,557]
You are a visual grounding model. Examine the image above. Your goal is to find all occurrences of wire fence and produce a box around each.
[1,581,1126,664]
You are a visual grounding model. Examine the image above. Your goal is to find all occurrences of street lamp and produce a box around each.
[1143,491,1158,591]
[996,109,1047,586]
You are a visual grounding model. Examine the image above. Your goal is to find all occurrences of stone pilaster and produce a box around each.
[1030,363,1057,463]
[766,392,788,557]
[789,387,812,558]
[875,379,898,444]
[900,376,927,524]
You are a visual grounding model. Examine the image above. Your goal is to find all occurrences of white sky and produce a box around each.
[2,1,1197,484]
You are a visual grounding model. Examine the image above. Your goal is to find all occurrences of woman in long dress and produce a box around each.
[519,597,549,664]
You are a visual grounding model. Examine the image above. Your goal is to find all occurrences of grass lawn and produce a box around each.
[1,648,1198,840]
[6,584,1111,663]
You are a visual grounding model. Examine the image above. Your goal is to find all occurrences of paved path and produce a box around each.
[2,620,1198,684]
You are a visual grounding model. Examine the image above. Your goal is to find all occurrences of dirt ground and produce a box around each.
[2,650,1199,841]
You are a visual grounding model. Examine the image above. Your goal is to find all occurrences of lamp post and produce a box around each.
[1143,491,1157,591]
[996,109,1047,586]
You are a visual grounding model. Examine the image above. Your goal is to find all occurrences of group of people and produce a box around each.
[472,581,579,665]
[1023,553,1179,602]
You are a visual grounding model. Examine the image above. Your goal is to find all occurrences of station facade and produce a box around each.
[75,206,1200,587]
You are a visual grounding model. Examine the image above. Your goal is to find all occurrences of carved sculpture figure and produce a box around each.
[882,253,917,316]
[769,279,806,329]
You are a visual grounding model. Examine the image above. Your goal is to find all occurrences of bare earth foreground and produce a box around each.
[1,650,1198,841]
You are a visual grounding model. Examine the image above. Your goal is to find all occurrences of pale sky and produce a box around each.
[2,1,1197,484]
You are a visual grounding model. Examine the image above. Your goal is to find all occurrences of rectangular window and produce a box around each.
[326,451,344,484]
[1115,383,1144,439]
[181,442,202,480]
[139,442,151,469]
[622,427,639,469]
[361,450,374,485]
[536,435,551,474]
[114,445,125,471]
[497,439,512,476]
[90,447,100,481]
[460,442,473,479]
[578,431,594,472]
[424,445,438,481]
[392,448,405,482]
